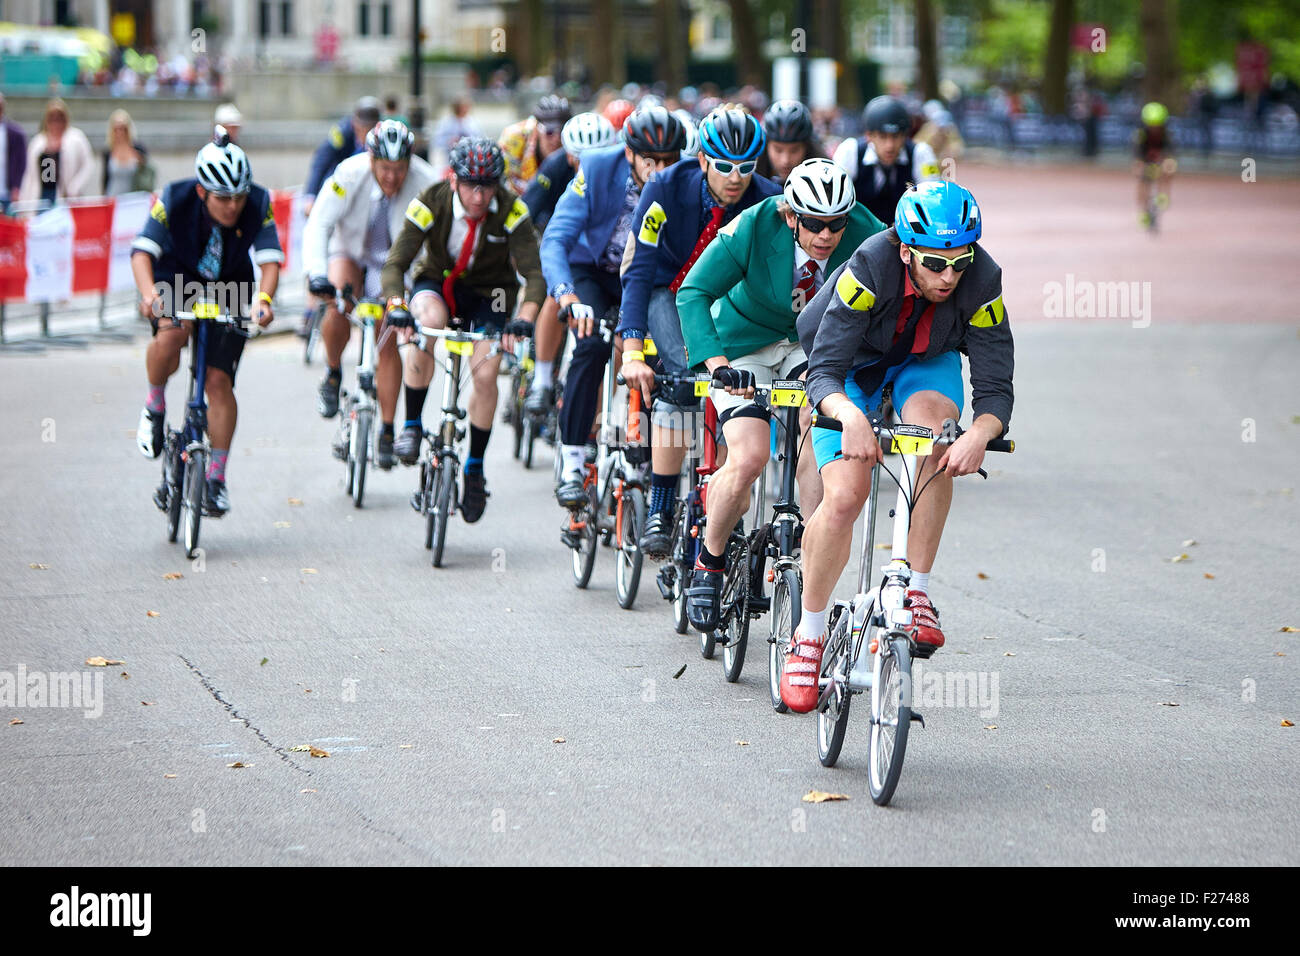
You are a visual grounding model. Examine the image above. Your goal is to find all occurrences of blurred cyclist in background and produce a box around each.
[1134,101,1177,229]
[756,99,826,184]
[500,94,571,195]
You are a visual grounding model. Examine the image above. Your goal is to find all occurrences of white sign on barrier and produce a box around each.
[24,206,73,303]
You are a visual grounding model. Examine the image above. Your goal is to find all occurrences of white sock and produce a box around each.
[800,606,827,644]
[911,571,930,594]
[530,361,554,391]
[561,444,586,479]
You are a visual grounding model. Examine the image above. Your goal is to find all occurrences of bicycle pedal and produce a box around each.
[748,595,770,614]
[910,711,926,727]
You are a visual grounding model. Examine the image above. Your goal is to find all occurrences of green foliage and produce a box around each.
[963,0,1049,80]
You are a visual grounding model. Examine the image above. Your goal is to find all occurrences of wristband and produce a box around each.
[255,291,273,306]
[623,350,645,363]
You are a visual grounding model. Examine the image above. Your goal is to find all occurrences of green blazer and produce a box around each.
[677,196,885,368]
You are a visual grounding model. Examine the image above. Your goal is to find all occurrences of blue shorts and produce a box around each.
[812,350,964,470]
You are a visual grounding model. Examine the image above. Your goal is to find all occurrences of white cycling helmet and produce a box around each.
[561,112,618,158]
[673,109,699,158]
[366,119,414,161]
[783,158,855,218]
[195,136,251,196]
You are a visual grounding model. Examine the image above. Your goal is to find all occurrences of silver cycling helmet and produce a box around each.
[561,112,618,158]
[195,135,252,196]
[783,158,855,218]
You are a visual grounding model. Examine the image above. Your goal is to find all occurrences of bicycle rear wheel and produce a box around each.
[165,437,183,543]
[670,504,690,634]
[868,634,912,806]
[431,458,455,568]
[304,310,321,365]
[571,490,598,588]
[522,415,536,470]
[768,568,801,713]
[351,410,371,508]
[616,486,646,609]
[720,535,751,682]
[816,610,852,767]
[421,460,435,549]
[183,451,205,560]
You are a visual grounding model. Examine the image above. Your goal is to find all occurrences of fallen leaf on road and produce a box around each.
[399,744,413,749]
[227,762,249,768]
[288,497,303,506]
[273,521,291,529]
[301,789,317,793]
[300,568,318,574]
[304,688,312,693]
[163,774,176,779]
[982,635,998,640]
[85,657,123,667]
[288,745,310,752]
[1280,626,1298,633]
[1182,539,1197,548]
[875,543,892,550]
[9,718,23,726]
[553,737,566,744]
[1004,652,1016,657]
[673,665,687,679]
[1170,553,1190,563]
[1282,720,1294,727]
[163,572,183,580]
[29,563,48,570]
[802,790,849,803]
[1204,573,1215,579]
[120,672,128,679]
[146,610,160,618]
[1276,652,1286,657]
[309,746,330,758]
[1291,416,1300,425]
[1159,701,1179,707]
[141,701,153,706]
[984,725,998,731]
[259,657,268,666]
[735,741,749,746]
[977,572,989,579]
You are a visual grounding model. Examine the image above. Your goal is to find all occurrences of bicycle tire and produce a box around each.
[670,504,690,633]
[351,410,371,508]
[720,535,751,682]
[768,568,801,713]
[431,458,455,568]
[816,611,853,767]
[572,489,599,589]
[868,634,912,806]
[616,486,646,609]
[165,437,183,543]
[304,311,321,365]
[183,451,204,560]
[421,460,435,549]
[511,386,524,459]
[522,416,536,470]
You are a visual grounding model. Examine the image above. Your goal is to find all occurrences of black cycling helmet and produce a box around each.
[449,137,505,184]
[763,99,813,143]
[534,94,572,126]
[698,107,765,163]
[623,106,686,155]
[863,95,910,134]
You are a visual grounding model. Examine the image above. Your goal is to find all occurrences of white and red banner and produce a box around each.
[0,188,306,304]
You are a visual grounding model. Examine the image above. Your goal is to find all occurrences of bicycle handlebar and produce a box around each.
[811,413,1014,453]
[169,311,263,337]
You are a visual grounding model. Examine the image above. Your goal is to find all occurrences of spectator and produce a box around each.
[434,96,479,155]
[20,99,95,209]
[102,109,155,196]
[0,92,28,215]
[383,94,408,125]
[214,103,243,143]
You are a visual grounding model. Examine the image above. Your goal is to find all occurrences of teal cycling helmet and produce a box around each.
[894,180,981,249]
[698,107,765,163]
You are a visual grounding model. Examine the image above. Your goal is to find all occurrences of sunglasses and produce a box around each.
[540,124,562,136]
[707,157,757,176]
[797,214,849,234]
[909,248,976,273]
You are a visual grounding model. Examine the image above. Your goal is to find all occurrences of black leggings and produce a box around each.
[558,264,622,447]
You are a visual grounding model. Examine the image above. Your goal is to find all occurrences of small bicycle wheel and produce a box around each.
[571,490,599,589]
[670,505,690,634]
[616,486,646,609]
[421,460,435,549]
[351,410,371,509]
[522,416,537,470]
[816,611,853,768]
[304,311,321,365]
[431,459,455,568]
[183,451,205,560]
[165,438,183,543]
[720,536,751,682]
[511,397,524,460]
[768,568,801,713]
[868,634,913,806]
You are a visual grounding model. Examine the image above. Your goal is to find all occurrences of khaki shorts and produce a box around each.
[709,338,808,420]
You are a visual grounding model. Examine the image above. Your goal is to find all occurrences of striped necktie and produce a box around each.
[793,259,819,313]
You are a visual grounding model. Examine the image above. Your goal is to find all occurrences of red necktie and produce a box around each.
[793,260,819,312]
[671,205,725,293]
[443,217,480,319]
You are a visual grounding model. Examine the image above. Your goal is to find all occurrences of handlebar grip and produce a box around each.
[810,414,842,431]
[986,438,1015,453]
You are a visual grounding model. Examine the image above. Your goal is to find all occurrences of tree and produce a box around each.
[1140,0,1179,107]
[728,0,766,87]
[591,0,627,87]
[657,0,688,91]
[518,0,546,79]
[914,0,939,99]
[1043,0,1075,114]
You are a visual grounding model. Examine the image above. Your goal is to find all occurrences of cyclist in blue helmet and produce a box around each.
[617,106,781,556]
[779,179,1014,713]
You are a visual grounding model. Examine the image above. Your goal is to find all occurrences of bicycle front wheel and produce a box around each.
[816,611,853,767]
[720,535,751,682]
[351,410,371,508]
[868,634,912,806]
[616,486,646,609]
[522,415,536,470]
[183,451,205,559]
[671,505,690,634]
[304,311,321,365]
[571,490,598,589]
[165,438,183,543]
[431,458,455,568]
[768,568,801,713]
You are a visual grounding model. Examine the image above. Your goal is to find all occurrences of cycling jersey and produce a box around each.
[499,116,546,195]
[302,151,440,294]
[1134,126,1174,163]
[541,144,640,300]
[797,229,1013,432]
[831,137,940,226]
[521,147,576,231]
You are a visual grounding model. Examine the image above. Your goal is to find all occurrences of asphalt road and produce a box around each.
[2,160,1298,866]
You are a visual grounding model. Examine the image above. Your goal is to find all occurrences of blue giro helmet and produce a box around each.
[894,180,981,248]
[698,107,765,163]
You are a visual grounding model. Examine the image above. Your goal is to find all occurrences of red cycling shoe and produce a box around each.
[779,625,826,714]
